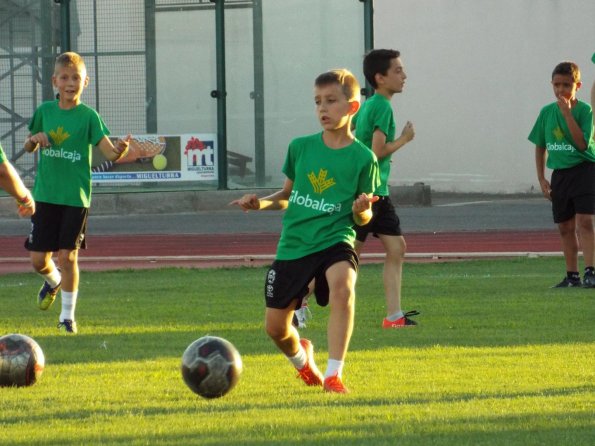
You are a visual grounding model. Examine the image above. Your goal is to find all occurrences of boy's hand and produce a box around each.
[26,133,51,150]
[556,96,575,117]
[16,190,35,217]
[114,134,131,159]
[352,193,379,214]
[229,194,261,212]
[539,178,552,201]
[400,121,415,142]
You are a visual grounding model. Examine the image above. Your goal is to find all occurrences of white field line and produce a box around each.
[435,200,494,207]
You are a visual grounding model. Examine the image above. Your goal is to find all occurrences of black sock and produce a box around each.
[584,266,594,274]
[567,271,580,280]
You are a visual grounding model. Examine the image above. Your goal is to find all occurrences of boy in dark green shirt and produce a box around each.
[352,49,419,328]
[528,61,595,288]
[232,69,379,393]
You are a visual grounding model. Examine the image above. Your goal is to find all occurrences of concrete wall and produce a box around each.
[373,0,595,193]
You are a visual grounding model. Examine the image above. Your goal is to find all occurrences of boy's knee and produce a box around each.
[57,250,77,270]
[264,319,286,341]
[30,256,47,272]
[329,285,354,307]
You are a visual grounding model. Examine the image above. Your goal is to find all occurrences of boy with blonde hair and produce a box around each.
[24,52,130,332]
[231,69,379,393]
[529,61,595,288]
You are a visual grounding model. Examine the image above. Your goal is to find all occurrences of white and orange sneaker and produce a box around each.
[295,338,323,386]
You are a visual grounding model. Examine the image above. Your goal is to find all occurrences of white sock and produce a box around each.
[41,268,61,288]
[325,359,344,379]
[287,345,307,370]
[59,290,78,321]
[387,310,404,322]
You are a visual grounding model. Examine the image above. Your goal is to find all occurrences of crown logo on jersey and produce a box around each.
[308,168,336,194]
[49,126,70,146]
[552,127,564,141]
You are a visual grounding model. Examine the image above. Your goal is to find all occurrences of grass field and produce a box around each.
[0,257,593,445]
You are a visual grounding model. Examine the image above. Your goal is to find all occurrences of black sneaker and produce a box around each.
[57,319,78,334]
[552,277,582,288]
[582,271,595,288]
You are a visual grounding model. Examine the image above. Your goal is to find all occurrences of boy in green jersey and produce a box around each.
[231,69,380,393]
[23,52,130,333]
[0,143,35,217]
[528,61,595,288]
[352,49,419,328]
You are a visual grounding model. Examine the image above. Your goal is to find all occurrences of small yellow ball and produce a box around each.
[153,154,167,170]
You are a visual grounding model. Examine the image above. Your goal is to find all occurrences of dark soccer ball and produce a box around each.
[181,336,242,399]
[0,333,45,387]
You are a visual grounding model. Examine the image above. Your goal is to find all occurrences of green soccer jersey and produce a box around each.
[528,100,595,169]
[277,132,380,260]
[353,93,396,196]
[28,100,110,207]
[0,144,6,164]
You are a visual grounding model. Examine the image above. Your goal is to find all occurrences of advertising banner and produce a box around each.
[91,133,218,183]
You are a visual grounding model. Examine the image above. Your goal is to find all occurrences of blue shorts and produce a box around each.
[25,202,88,252]
[264,243,358,310]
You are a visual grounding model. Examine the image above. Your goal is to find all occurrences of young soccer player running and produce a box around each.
[0,143,35,217]
[231,69,379,393]
[352,49,419,327]
[24,52,130,333]
[529,61,595,288]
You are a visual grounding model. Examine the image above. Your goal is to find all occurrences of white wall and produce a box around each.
[374,0,595,193]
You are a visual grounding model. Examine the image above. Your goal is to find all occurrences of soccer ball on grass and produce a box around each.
[0,333,45,387]
[181,336,242,399]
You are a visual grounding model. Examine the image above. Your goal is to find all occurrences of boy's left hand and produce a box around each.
[114,134,131,158]
[352,193,379,214]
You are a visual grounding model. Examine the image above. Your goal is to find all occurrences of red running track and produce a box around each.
[0,230,561,275]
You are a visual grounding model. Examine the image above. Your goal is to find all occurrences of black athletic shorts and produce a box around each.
[353,195,402,242]
[25,202,88,252]
[550,162,595,223]
[264,242,358,310]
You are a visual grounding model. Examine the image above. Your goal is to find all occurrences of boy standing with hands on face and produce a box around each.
[24,52,130,333]
[529,61,595,288]
[231,69,379,393]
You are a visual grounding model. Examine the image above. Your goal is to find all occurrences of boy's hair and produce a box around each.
[314,69,360,102]
[552,61,580,83]
[363,49,400,89]
[55,52,86,72]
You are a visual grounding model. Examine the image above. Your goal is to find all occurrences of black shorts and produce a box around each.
[25,202,88,252]
[264,242,358,310]
[353,195,403,242]
[551,162,595,223]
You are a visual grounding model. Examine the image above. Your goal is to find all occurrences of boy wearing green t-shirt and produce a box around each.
[528,61,595,288]
[23,52,130,333]
[0,144,35,217]
[231,69,380,393]
[352,49,419,328]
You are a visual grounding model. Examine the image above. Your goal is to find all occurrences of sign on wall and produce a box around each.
[91,133,218,183]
